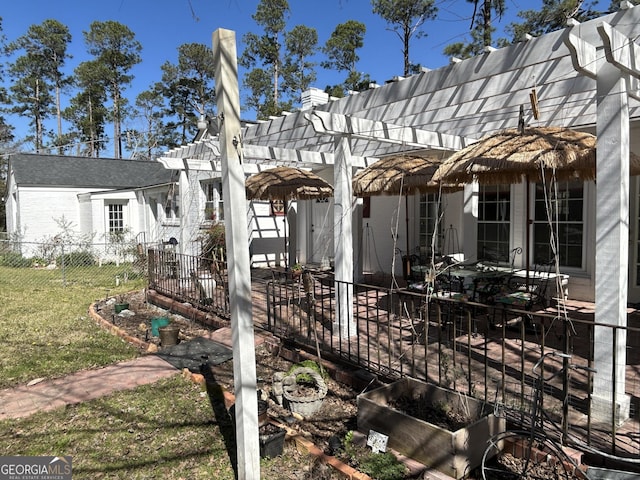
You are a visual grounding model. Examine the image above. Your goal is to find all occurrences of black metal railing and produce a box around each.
[148,248,229,318]
[264,268,640,459]
[146,251,640,459]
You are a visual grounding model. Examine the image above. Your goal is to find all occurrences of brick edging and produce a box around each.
[220,389,373,480]
[146,289,229,330]
[88,300,152,351]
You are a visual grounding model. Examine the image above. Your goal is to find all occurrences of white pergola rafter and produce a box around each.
[159,139,381,172]
[566,20,640,100]
[304,110,473,151]
[159,114,473,173]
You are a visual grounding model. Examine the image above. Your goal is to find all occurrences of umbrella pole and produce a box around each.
[405,195,411,279]
[525,176,531,289]
[284,197,288,269]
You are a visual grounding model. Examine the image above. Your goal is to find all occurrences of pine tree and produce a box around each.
[240,0,317,118]
[63,60,109,157]
[7,19,71,152]
[83,20,142,158]
[372,0,437,76]
[443,0,505,59]
[321,20,368,95]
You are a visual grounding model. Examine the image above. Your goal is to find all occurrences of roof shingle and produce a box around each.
[10,153,175,189]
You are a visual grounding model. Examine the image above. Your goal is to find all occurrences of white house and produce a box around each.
[160,6,640,424]
[160,6,640,306]
[4,153,180,259]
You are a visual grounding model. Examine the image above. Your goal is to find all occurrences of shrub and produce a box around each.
[200,222,226,266]
[287,359,328,382]
[340,431,407,480]
[57,250,96,267]
[359,451,407,480]
[0,252,32,268]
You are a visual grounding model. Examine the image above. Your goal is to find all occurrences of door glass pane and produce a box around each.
[534,180,583,268]
[418,193,443,260]
[477,185,510,263]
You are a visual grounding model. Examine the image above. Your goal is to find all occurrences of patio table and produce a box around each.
[441,265,511,302]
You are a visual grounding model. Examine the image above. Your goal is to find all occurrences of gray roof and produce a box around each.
[9,153,176,189]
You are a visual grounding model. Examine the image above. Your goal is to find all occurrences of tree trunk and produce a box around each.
[404,29,411,77]
[113,84,121,159]
[483,0,492,47]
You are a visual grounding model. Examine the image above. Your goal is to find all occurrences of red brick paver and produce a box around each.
[0,355,178,421]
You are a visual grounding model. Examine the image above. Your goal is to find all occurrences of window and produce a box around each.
[162,185,179,223]
[418,193,443,258]
[477,184,511,262]
[203,181,224,221]
[108,204,124,233]
[533,180,583,268]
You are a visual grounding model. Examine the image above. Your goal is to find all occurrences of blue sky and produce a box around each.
[0,0,603,156]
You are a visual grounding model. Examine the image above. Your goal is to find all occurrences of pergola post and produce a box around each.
[565,20,638,425]
[178,168,202,257]
[334,134,356,338]
[593,58,631,425]
[213,28,260,478]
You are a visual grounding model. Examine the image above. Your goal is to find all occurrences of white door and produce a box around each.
[309,198,334,265]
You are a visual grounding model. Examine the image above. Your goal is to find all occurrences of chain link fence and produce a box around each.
[0,238,149,291]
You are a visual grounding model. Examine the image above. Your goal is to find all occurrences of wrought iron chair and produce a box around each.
[491,257,555,330]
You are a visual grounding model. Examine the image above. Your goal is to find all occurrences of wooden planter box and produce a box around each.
[357,378,504,479]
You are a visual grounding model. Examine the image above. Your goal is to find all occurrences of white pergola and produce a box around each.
[162,8,640,475]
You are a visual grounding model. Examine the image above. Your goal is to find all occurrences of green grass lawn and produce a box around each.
[0,264,342,479]
[0,264,144,389]
[0,373,322,480]
[0,375,239,479]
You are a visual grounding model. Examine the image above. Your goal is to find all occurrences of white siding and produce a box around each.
[16,186,94,256]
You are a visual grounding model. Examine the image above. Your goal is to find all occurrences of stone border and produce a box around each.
[88,298,152,351]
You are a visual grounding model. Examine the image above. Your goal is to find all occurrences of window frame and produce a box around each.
[477,184,512,263]
[532,179,585,269]
[107,203,125,233]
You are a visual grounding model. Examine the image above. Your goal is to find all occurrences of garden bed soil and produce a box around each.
[96,290,561,479]
[388,393,471,431]
[94,290,360,459]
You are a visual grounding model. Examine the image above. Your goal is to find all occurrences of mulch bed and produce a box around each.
[91,289,360,458]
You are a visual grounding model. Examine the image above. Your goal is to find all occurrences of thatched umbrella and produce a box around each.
[433,126,640,283]
[353,155,460,197]
[353,155,462,277]
[433,126,640,184]
[245,166,334,268]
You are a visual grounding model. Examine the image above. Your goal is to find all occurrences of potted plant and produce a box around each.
[282,363,328,417]
[114,294,130,314]
[230,398,286,458]
[290,263,303,279]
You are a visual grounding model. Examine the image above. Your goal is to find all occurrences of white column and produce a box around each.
[462,183,478,261]
[178,169,201,257]
[334,134,356,338]
[213,28,260,478]
[593,60,630,424]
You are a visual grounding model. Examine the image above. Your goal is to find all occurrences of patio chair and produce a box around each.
[491,257,555,330]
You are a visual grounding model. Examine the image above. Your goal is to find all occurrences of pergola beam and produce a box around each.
[305,110,473,151]
[158,140,379,171]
